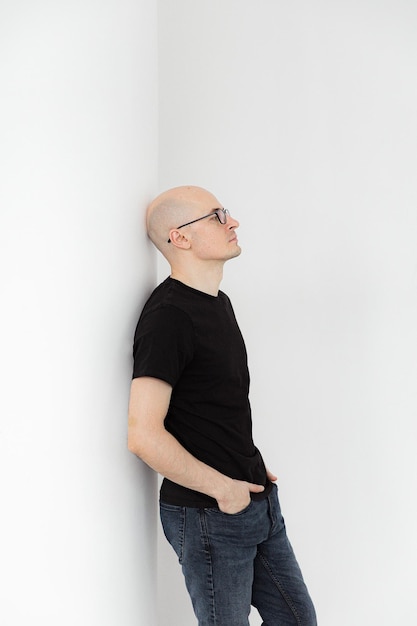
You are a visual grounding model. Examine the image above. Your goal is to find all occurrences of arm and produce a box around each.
[127,376,265,514]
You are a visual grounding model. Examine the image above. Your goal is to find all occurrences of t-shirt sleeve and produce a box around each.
[132,305,194,386]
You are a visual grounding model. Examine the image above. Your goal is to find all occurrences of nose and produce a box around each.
[227,214,239,229]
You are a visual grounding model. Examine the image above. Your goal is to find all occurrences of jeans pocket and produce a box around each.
[205,500,254,517]
[160,502,186,563]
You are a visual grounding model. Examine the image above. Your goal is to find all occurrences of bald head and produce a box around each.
[146,186,221,255]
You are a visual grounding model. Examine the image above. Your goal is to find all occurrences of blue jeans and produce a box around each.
[160,484,317,626]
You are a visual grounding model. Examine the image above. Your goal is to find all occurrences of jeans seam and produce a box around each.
[178,507,186,564]
[257,550,303,625]
[198,509,216,625]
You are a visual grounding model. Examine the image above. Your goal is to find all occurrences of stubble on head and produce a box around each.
[146,186,221,254]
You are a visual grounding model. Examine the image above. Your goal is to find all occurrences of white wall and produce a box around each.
[0,1,158,624]
[157,1,417,625]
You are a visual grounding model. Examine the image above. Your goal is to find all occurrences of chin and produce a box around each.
[229,245,242,259]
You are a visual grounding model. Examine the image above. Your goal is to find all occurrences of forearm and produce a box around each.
[128,424,232,502]
[127,377,264,513]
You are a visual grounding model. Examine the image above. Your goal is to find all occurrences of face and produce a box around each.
[180,193,241,262]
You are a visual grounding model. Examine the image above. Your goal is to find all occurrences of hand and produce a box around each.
[216,479,264,515]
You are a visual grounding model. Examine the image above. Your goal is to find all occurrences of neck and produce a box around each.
[170,264,224,297]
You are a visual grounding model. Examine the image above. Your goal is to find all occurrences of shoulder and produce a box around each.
[135,303,194,342]
[140,278,194,324]
[133,295,195,384]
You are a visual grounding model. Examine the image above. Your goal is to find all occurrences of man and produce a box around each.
[128,186,317,626]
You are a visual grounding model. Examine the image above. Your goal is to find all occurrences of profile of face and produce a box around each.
[147,186,241,264]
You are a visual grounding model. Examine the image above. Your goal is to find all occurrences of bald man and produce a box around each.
[128,186,316,626]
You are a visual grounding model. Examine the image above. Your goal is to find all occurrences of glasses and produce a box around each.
[167,208,230,243]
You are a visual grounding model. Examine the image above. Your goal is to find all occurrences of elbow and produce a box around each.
[127,428,145,458]
[127,433,138,456]
[127,418,160,461]
[127,414,143,457]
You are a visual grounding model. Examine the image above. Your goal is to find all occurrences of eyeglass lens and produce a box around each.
[216,208,229,224]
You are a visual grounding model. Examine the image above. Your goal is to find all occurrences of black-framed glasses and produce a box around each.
[167,208,230,243]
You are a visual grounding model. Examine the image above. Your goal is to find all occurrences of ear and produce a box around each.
[168,229,191,249]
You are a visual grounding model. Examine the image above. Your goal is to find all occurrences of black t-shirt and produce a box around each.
[132,277,271,507]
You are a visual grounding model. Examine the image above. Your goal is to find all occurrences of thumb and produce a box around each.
[248,482,265,494]
[266,467,278,482]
